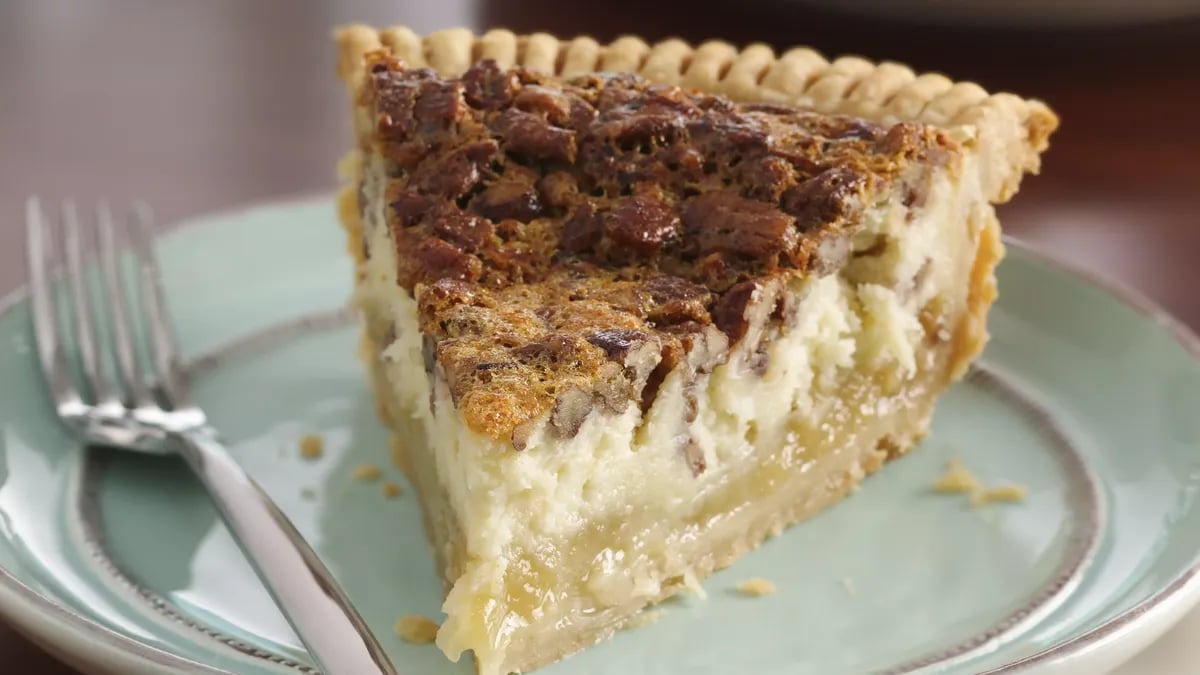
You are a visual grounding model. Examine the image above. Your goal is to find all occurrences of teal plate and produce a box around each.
[1,197,1199,675]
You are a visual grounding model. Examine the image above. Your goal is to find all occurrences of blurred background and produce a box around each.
[1,0,1198,672]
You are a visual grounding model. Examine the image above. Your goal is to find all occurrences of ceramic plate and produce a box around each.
[0,197,1198,675]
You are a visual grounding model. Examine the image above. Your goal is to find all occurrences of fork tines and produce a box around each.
[25,198,189,424]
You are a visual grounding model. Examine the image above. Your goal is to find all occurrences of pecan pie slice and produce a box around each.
[335,25,1056,675]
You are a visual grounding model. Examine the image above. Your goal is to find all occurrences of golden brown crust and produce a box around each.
[947,212,1004,381]
[335,25,1058,204]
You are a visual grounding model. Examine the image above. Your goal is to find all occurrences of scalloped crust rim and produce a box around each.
[334,24,1057,205]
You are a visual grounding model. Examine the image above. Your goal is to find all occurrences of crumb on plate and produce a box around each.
[352,462,383,482]
[394,615,440,644]
[936,458,1028,507]
[736,578,776,597]
[298,434,324,461]
[681,569,707,599]
[841,576,857,597]
[300,487,318,501]
[932,458,980,494]
[382,481,403,499]
[970,483,1028,507]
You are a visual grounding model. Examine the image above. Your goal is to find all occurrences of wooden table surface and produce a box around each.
[1,1,1197,673]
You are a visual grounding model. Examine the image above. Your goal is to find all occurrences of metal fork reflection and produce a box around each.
[26,197,397,675]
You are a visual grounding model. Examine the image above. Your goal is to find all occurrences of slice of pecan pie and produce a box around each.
[334,25,1056,675]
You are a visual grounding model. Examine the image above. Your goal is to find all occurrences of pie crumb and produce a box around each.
[932,458,980,494]
[300,487,318,501]
[681,570,707,599]
[352,463,383,482]
[841,577,857,597]
[298,434,324,461]
[971,484,1028,506]
[936,458,1028,507]
[394,615,439,644]
[382,481,403,499]
[623,609,666,630]
[736,578,776,597]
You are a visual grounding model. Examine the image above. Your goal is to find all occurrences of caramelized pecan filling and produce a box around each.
[363,56,953,445]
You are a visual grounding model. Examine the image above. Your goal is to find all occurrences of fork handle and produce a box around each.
[175,428,398,675]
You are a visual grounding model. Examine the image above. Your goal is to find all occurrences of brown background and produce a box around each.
[1,0,1198,672]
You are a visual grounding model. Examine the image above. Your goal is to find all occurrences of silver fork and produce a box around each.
[25,198,398,675]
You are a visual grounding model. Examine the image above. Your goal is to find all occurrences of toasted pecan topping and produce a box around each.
[362,56,954,443]
[712,281,760,342]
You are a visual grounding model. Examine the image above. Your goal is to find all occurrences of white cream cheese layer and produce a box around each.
[357,153,984,557]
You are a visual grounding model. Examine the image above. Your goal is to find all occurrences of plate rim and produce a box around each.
[979,242,1200,673]
[0,194,1198,675]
